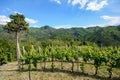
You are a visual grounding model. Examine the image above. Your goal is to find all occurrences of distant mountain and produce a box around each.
[29,26,92,40]
[86,25,120,46]
[1,25,120,46]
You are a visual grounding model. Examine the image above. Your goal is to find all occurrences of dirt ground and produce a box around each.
[0,62,120,80]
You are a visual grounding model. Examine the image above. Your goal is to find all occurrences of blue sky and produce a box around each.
[0,0,120,28]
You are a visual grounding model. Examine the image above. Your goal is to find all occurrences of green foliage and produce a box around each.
[0,39,15,65]
[86,26,120,46]
[79,46,120,76]
[18,43,120,79]
[2,13,29,71]
[79,46,92,62]
[107,47,120,68]
[27,25,120,46]
[22,45,39,69]
[89,47,107,75]
[106,47,120,78]
[65,52,72,62]
[0,48,7,65]
[3,13,29,32]
[1,25,120,48]
[29,26,95,42]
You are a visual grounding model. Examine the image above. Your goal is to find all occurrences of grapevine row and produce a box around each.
[20,45,120,78]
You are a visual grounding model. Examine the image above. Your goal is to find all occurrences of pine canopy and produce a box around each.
[3,13,29,32]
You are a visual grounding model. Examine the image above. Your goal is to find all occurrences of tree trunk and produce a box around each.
[61,60,63,70]
[51,61,54,72]
[77,62,79,72]
[0,59,2,65]
[95,66,98,75]
[80,62,84,73]
[71,62,74,72]
[108,67,112,79]
[28,59,31,80]
[21,60,24,70]
[16,31,21,71]
[51,57,54,72]
[44,61,46,70]
[40,60,42,70]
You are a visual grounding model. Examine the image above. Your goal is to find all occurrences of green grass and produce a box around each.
[0,62,120,80]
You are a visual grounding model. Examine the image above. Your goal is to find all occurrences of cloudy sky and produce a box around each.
[0,0,120,28]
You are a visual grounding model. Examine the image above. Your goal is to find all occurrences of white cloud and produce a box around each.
[72,0,80,6]
[0,15,38,25]
[0,15,10,25]
[86,0,107,11]
[68,0,71,4]
[54,24,89,29]
[71,0,88,8]
[83,24,107,28]
[54,25,74,29]
[25,18,38,24]
[101,15,120,25]
[50,0,108,11]
[70,0,108,11]
[51,0,61,4]
[54,15,120,28]
[54,24,108,29]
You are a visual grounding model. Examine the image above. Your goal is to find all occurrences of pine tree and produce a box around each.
[3,13,29,71]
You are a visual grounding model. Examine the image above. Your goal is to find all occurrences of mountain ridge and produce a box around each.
[1,25,120,46]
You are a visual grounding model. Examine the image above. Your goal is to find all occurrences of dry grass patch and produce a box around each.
[0,61,120,80]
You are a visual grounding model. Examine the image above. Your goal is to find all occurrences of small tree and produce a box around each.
[3,13,29,71]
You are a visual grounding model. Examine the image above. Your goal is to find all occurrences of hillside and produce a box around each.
[1,25,120,46]
[86,25,120,46]
[29,25,100,41]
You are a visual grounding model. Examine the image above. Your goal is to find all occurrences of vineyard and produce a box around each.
[14,45,120,79]
[0,13,120,80]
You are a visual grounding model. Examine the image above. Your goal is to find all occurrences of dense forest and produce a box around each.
[30,25,120,46]
[1,25,120,46]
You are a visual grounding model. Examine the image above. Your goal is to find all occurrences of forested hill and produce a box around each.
[1,25,120,46]
[29,25,89,40]
[29,25,103,40]
[86,25,120,46]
